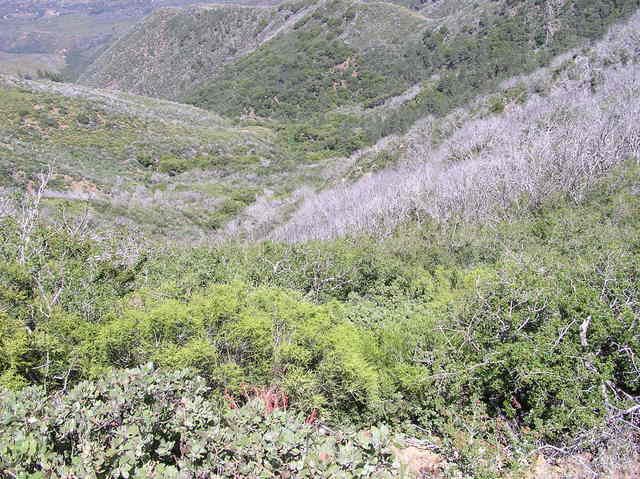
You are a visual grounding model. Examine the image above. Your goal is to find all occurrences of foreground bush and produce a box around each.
[0,365,401,478]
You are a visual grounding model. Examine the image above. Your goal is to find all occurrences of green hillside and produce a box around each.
[83,0,640,121]
[81,0,640,164]
[184,0,426,119]
[79,0,429,106]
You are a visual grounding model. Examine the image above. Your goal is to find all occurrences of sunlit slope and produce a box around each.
[0,75,283,239]
[184,0,429,119]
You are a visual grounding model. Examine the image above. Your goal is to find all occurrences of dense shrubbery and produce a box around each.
[0,365,402,478]
[276,114,369,157]
[2,2,640,475]
[185,26,393,122]
[2,163,639,476]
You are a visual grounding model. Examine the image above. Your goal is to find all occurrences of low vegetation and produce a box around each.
[0,75,325,239]
[2,366,406,478]
[1,147,640,477]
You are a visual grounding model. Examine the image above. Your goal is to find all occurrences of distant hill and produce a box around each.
[79,2,313,100]
[0,0,276,78]
[80,0,431,108]
[81,0,640,125]
[0,0,275,19]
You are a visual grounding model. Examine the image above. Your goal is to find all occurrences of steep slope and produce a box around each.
[177,5,640,241]
[81,0,640,171]
[80,0,431,105]
[79,1,322,99]
[21,0,640,242]
[185,0,429,119]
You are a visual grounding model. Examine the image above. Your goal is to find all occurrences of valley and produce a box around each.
[1,0,640,477]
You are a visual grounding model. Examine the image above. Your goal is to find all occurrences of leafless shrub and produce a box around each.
[44,190,102,201]
[592,9,640,63]
[270,17,640,243]
[0,189,16,218]
[16,166,52,264]
[223,186,314,241]
[527,409,640,478]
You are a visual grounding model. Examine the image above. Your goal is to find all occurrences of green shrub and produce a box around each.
[157,155,188,176]
[3,160,640,468]
[489,96,505,114]
[0,312,29,390]
[0,365,400,478]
